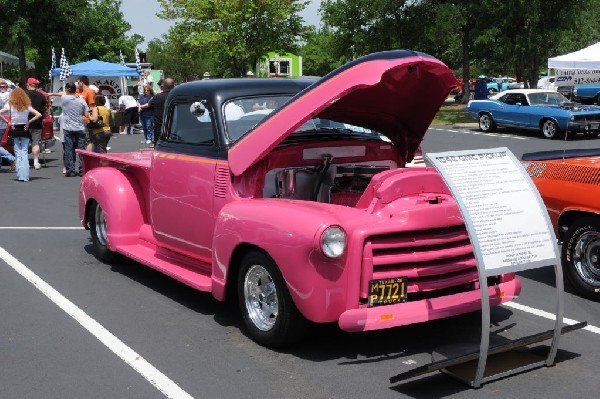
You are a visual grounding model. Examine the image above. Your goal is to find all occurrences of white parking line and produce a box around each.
[504,301,600,335]
[0,246,194,399]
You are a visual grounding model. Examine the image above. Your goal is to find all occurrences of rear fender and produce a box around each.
[80,167,145,250]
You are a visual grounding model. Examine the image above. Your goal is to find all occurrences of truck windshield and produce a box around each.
[224,95,380,142]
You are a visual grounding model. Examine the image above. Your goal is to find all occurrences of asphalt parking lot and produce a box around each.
[0,127,599,398]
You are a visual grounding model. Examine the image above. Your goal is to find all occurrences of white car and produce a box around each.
[537,76,556,90]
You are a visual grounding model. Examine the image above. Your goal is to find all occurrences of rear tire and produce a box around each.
[89,201,120,264]
[478,113,496,132]
[541,119,560,139]
[237,251,308,347]
[561,218,600,301]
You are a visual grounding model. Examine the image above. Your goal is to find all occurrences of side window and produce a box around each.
[499,94,516,105]
[518,95,529,106]
[167,102,215,145]
[498,94,510,104]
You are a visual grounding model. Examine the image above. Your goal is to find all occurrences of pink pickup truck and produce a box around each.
[77,50,521,347]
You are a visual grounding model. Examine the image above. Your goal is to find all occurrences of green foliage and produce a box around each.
[157,0,309,77]
[300,26,342,76]
[0,0,142,85]
[146,36,213,82]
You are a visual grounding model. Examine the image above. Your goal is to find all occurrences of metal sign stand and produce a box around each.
[390,147,587,388]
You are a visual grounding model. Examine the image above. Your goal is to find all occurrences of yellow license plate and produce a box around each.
[368,277,407,307]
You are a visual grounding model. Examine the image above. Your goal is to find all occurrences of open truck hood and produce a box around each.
[228,50,457,176]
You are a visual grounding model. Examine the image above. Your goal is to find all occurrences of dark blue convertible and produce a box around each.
[467,89,600,139]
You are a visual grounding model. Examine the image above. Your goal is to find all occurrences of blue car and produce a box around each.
[467,89,600,139]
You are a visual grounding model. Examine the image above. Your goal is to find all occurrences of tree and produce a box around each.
[78,0,144,65]
[315,0,600,103]
[146,35,214,82]
[0,0,142,86]
[299,26,342,76]
[157,0,309,77]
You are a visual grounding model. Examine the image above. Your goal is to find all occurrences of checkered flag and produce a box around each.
[135,48,142,75]
[59,48,72,82]
[49,47,56,81]
[119,50,125,66]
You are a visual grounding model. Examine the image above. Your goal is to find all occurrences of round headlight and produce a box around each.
[321,226,346,258]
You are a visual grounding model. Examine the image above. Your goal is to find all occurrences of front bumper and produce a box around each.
[338,279,521,332]
[567,120,600,133]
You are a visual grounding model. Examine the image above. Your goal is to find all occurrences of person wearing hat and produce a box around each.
[25,77,48,170]
[61,82,90,177]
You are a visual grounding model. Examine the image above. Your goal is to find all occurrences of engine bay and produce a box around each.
[262,144,399,206]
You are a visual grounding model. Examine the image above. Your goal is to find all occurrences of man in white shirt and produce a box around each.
[118,93,139,134]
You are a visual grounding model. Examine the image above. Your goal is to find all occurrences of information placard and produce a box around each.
[426,147,559,274]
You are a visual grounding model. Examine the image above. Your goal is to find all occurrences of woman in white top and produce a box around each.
[0,88,42,182]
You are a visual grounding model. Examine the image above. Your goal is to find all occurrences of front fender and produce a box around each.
[79,167,145,250]
[213,199,358,322]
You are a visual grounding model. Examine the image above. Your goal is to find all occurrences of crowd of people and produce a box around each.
[0,72,174,182]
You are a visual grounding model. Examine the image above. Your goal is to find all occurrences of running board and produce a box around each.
[117,244,212,292]
[389,321,587,385]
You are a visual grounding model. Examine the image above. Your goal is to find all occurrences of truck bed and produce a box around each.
[78,149,154,171]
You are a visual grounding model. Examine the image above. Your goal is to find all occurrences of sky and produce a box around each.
[121,0,322,50]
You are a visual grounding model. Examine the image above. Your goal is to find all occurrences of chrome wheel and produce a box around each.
[243,264,278,331]
[478,113,495,132]
[94,204,108,247]
[573,231,600,287]
[541,120,559,139]
[89,201,119,263]
[562,218,600,301]
[237,251,308,346]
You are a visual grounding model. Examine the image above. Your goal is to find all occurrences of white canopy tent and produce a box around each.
[0,51,35,76]
[547,42,600,87]
[548,42,600,69]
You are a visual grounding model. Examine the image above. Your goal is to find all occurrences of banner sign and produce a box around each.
[426,148,559,275]
[555,69,600,86]
[91,77,126,106]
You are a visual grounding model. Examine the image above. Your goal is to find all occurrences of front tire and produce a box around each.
[89,201,120,263]
[561,218,600,301]
[478,113,496,132]
[541,119,560,139]
[237,251,308,347]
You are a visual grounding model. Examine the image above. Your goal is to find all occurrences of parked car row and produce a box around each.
[468,77,523,95]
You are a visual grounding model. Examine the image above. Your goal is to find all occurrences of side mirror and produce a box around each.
[190,101,206,117]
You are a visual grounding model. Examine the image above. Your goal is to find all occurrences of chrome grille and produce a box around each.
[572,114,600,122]
[362,225,479,301]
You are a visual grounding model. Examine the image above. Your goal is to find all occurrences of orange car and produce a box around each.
[523,149,600,301]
